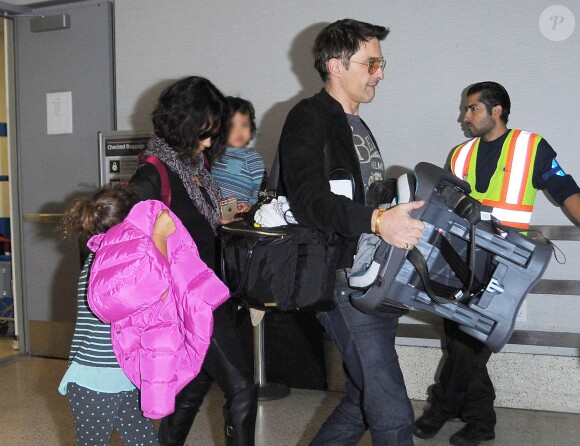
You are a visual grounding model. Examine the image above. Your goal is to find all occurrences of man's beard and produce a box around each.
[467,115,495,137]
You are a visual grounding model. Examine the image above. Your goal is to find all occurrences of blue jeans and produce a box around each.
[310,280,414,446]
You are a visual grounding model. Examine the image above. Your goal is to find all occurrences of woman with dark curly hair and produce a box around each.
[129,76,258,446]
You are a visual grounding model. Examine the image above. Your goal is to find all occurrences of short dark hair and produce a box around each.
[226,96,257,139]
[152,76,229,162]
[313,19,389,82]
[467,81,511,124]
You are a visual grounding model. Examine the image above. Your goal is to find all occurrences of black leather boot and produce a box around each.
[223,383,259,446]
[158,380,212,446]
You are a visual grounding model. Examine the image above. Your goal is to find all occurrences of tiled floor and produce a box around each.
[0,356,578,445]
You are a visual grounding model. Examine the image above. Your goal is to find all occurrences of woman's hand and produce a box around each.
[220,201,251,225]
[220,216,236,225]
[237,202,251,213]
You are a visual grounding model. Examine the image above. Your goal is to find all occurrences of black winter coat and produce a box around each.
[278,89,378,268]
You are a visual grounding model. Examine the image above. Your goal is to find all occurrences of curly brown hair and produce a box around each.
[60,186,139,239]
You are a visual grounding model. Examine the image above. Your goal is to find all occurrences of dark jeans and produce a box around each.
[158,302,258,446]
[310,279,415,446]
[429,318,496,430]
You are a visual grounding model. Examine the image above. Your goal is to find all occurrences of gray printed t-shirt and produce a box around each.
[347,114,385,193]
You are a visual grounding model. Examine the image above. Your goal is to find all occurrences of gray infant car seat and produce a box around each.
[348,162,551,352]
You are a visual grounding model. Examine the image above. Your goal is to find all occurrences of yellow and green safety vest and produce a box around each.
[450,129,542,230]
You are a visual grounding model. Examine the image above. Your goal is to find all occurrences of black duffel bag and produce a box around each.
[220,220,338,311]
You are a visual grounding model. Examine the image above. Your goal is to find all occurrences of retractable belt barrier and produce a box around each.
[349,162,552,352]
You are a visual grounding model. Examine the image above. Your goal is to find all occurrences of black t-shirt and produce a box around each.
[471,130,579,206]
[346,113,385,193]
[129,163,218,270]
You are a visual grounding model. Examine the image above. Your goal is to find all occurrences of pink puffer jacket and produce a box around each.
[87,200,230,419]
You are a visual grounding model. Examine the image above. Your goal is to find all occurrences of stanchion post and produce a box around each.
[253,316,290,401]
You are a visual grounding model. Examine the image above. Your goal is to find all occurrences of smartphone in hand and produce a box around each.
[221,197,238,219]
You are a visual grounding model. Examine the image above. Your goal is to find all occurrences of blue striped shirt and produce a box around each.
[68,254,119,367]
[213,147,267,205]
[59,254,134,394]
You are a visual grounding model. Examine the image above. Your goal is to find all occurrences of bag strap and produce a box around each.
[267,151,281,192]
[221,238,260,300]
[406,247,457,304]
[433,232,469,285]
[140,155,171,207]
[406,230,485,305]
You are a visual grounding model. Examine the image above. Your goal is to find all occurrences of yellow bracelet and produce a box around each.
[374,208,386,235]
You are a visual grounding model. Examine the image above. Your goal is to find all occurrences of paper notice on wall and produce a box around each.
[47,91,73,135]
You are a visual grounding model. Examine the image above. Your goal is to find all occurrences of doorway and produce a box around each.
[8,1,115,358]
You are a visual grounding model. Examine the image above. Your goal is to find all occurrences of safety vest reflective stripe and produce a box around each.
[500,129,520,202]
[483,207,532,225]
[451,139,478,180]
[481,199,533,212]
[494,220,530,230]
[450,130,540,230]
[504,130,536,205]
[518,133,538,205]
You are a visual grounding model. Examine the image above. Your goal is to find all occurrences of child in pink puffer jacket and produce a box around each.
[87,198,230,419]
[60,185,230,446]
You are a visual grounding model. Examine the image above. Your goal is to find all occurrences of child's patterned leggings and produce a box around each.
[66,382,159,445]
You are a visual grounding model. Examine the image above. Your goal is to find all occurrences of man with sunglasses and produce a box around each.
[278,19,424,445]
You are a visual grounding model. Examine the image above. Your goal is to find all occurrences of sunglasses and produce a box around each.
[199,127,221,141]
[349,57,387,75]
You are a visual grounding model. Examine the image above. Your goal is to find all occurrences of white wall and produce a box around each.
[114,0,580,410]
[114,0,580,334]
[114,0,580,338]
[114,0,579,226]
